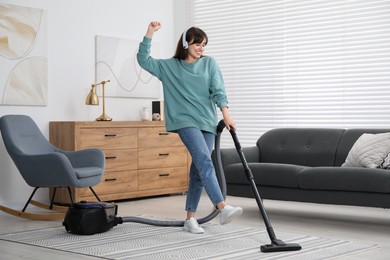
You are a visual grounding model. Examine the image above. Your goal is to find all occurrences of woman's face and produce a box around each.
[186,39,207,63]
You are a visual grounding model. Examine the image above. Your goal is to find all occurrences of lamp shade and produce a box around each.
[85,86,99,105]
[85,80,112,121]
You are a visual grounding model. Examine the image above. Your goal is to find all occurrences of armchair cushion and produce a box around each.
[74,167,104,179]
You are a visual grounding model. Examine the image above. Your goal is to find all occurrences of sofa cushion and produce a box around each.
[224,163,306,188]
[298,167,390,193]
[257,128,345,167]
[341,132,390,168]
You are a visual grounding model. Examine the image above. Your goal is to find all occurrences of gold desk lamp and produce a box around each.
[85,80,112,121]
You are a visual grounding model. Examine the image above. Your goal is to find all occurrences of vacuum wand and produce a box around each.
[217,120,302,253]
[229,128,278,242]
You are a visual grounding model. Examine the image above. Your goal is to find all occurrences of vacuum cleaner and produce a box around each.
[63,124,226,234]
[63,120,301,253]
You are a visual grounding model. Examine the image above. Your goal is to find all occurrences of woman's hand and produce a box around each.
[146,21,161,38]
[221,107,236,131]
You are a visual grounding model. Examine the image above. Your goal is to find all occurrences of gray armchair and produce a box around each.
[0,115,105,220]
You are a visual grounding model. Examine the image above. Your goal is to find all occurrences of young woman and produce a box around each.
[137,21,242,234]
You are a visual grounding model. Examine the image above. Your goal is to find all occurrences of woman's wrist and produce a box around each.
[221,106,229,115]
[146,31,154,39]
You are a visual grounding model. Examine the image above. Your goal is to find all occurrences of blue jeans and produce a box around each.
[177,127,224,212]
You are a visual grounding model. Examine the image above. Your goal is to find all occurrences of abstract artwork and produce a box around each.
[95,35,160,98]
[0,4,48,106]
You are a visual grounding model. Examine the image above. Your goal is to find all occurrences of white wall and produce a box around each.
[0,0,190,207]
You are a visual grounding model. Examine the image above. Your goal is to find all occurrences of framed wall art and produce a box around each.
[0,4,48,106]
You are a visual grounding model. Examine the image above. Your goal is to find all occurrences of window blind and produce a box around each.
[190,0,390,147]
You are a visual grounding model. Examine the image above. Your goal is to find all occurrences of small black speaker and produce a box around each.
[152,101,164,121]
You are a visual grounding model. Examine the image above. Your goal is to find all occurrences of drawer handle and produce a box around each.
[159,173,170,177]
[159,153,170,157]
[159,132,169,135]
[105,134,117,137]
[105,156,117,160]
[105,178,117,182]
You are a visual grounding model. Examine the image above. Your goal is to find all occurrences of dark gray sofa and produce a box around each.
[218,128,390,208]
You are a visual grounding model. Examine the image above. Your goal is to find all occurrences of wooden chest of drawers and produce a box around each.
[49,121,189,203]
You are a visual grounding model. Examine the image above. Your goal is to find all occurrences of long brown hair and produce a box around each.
[173,27,208,60]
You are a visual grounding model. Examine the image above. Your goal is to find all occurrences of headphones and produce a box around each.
[182,29,189,49]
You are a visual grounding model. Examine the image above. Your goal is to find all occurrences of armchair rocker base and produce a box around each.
[0,187,69,220]
[0,186,100,221]
[30,200,68,213]
[0,204,65,221]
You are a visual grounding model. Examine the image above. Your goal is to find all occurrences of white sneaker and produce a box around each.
[183,217,205,234]
[220,205,243,225]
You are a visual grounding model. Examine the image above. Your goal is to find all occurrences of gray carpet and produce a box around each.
[0,222,377,259]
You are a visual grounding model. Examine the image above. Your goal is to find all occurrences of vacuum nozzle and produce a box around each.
[261,239,302,253]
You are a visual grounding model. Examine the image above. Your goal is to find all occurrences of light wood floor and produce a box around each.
[1,194,390,259]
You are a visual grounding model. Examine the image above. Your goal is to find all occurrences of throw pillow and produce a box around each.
[342,132,390,168]
[378,152,390,169]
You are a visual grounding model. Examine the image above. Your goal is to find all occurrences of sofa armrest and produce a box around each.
[213,146,260,169]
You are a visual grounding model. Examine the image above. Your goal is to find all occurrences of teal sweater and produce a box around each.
[137,37,228,134]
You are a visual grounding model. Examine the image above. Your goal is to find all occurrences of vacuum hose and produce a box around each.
[120,120,227,226]
[65,120,299,252]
